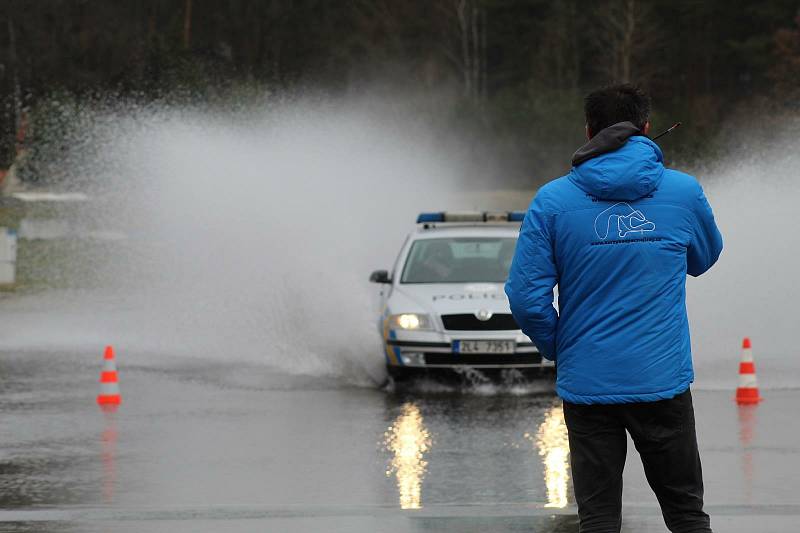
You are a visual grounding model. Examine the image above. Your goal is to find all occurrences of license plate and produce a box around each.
[455,340,515,354]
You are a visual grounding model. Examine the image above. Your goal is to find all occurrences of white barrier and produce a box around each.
[0,228,17,284]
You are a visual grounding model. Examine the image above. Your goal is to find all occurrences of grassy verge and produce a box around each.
[0,199,117,293]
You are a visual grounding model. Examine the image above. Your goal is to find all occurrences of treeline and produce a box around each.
[1,0,799,182]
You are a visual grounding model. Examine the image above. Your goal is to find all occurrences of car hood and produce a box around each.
[392,283,511,315]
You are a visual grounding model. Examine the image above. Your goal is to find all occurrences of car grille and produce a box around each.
[424,353,541,366]
[441,313,519,331]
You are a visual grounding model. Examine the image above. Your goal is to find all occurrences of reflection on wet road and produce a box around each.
[383,400,572,511]
[384,403,431,509]
[737,404,757,503]
[100,413,117,504]
[1,350,799,532]
[529,404,570,508]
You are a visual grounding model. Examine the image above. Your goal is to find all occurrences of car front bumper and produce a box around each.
[384,334,551,369]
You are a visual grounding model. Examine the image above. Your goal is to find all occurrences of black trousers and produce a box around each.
[563,389,712,533]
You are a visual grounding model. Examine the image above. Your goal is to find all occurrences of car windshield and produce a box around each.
[400,237,517,284]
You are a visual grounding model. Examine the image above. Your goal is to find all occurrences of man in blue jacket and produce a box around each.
[506,84,722,533]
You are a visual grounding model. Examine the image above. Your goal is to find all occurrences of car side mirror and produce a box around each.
[369,269,392,284]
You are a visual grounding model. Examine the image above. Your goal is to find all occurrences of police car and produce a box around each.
[370,211,554,379]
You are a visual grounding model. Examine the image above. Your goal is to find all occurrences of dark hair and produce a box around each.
[584,84,651,135]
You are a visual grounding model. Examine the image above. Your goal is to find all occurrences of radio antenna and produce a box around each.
[651,122,682,141]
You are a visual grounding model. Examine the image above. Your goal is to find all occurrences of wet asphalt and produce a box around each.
[0,349,798,533]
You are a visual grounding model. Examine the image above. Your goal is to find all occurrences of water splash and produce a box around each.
[3,96,798,392]
[686,139,800,390]
[0,97,477,386]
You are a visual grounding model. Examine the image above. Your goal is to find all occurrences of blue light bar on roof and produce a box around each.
[417,211,526,224]
[417,212,445,223]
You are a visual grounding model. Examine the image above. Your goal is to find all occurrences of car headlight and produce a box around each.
[388,313,433,330]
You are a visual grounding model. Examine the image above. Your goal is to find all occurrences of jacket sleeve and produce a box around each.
[504,195,559,360]
[687,183,723,277]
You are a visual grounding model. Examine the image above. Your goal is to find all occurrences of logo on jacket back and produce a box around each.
[594,202,656,240]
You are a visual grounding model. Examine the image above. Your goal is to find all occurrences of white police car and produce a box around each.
[370,211,554,379]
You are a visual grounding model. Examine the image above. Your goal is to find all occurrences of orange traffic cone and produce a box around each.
[735,337,762,405]
[97,345,121,411]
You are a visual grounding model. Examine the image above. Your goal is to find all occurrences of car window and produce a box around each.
[400,237,517,284]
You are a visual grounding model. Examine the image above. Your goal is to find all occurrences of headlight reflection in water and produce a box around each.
[525,403,570,508]
[383,403,432,509]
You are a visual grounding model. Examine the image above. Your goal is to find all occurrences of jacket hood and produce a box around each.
[569,122,664,201]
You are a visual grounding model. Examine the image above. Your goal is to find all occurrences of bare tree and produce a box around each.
[348,0,409,60]
[7,15,20,135]
[436,0,487,102]
[593,0,661,83]
[183,0,193,50]
[533,0,581,91]
[770,11,800,102]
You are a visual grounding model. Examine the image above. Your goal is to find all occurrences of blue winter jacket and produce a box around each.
[505,122,723,404]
